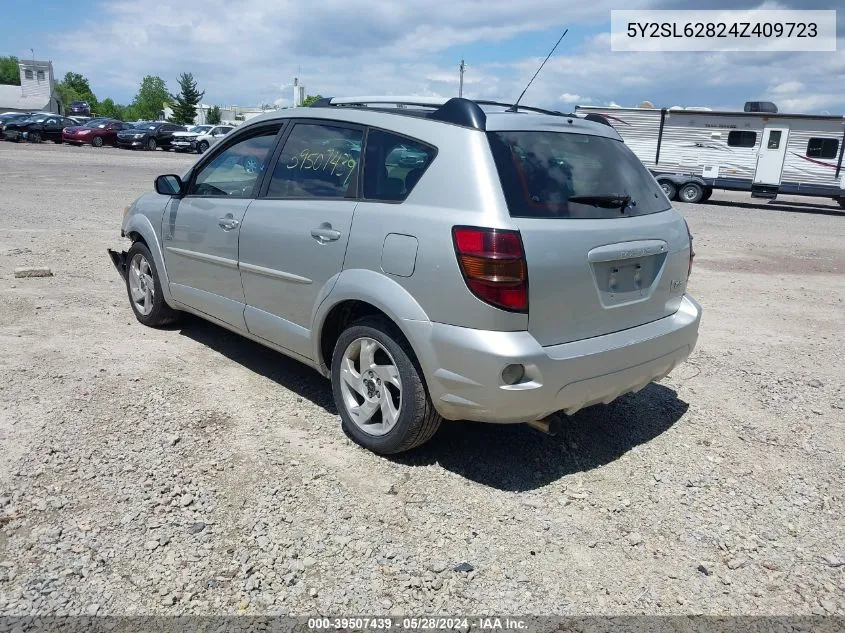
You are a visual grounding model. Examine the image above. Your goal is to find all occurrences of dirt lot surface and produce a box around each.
[1,142,843,616]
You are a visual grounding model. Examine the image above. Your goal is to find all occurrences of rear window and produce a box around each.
[487,131,670,218]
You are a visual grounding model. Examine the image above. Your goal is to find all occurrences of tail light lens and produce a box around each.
[452,226,528,312]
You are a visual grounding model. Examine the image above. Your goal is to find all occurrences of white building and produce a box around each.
[0,59,62,114]
[164,103,275,126]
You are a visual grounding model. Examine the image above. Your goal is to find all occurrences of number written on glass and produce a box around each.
[287,149,358,186]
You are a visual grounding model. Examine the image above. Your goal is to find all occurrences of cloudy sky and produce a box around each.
[4,0,843,113]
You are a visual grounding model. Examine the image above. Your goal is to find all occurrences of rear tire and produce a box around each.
[837,197,845,209]
[331,317,442,455]
[92,135,104,148]
[125,241,180,327]
[679,182,704,204]
[658,180,677,200]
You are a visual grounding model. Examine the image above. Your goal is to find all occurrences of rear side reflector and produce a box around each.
[452,226,528,312]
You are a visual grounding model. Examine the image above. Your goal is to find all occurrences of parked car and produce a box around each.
[63,118,129,147]
[194,125,235,154]
[69,100,92,116]
[0,113,29,139]
[170,125,214,152]
[387,144,429,167]
[3,114,78,143]
[107,96,700,455]
[116,122,186,151]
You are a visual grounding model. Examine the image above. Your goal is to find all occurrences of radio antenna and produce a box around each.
[508,28,568,112]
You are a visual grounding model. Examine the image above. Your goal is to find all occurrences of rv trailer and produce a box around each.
[575,105,845,208]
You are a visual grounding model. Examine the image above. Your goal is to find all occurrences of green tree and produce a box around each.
[56,84,83,111]
[131,75,169,120]
[300,94,323,107]
[206,105,222,124]
[98,98,125,120]
[0,56,20,86]
[57,72,98,111]
[169,72,205,125]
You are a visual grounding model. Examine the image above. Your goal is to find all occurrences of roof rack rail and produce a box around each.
[307,96,590,130]
[308,96,486,130]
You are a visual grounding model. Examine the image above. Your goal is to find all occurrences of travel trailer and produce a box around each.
[575,104,845,208]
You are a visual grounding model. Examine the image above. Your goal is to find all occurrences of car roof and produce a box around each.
[239,96,621,141]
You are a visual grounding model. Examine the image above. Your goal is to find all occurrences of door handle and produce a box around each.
[218,217,240,230]
[311,226,342,242]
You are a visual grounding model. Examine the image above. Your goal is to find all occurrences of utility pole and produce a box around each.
[458,59,466,97]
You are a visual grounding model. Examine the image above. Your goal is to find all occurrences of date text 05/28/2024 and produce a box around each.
[307,617,527,630]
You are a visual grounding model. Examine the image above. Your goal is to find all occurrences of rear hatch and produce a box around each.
[487,129,691,346]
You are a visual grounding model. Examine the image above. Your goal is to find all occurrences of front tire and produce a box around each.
[679,182,704,204]
[147,138,157,151]
[92,135,104,148]
[29,132,41,144]
[331,318,442,454]
[125,241,179,327]
[197,140,209,154]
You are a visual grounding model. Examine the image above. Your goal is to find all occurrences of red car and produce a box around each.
[62,118,129,147]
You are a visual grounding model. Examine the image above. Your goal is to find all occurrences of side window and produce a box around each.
[806,138,839,159]
[727,131,756,148]
[766,130,782,150]
[265,123,363,199]
[189,128,279,198]
[363,129,437,201]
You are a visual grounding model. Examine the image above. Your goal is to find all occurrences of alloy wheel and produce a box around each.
[339,337,402,436]
[128,253,155,316]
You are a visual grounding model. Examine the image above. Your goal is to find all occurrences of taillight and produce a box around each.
[684,219,694,280]
[452,226,528,312]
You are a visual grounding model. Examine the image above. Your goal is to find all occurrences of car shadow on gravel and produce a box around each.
[177,317,688,492]
[706,198,843,217]
[395,384,689,491]
[177,316,338,413]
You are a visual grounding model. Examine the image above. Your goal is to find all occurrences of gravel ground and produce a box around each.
[0,142,843,616]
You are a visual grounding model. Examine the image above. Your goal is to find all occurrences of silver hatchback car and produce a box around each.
[109,96,701,454]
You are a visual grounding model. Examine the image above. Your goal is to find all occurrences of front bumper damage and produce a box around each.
[107,249,128,280]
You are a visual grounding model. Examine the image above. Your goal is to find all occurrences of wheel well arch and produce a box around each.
[655,173,707,188]
[126,230,147,246]
[319,300,394,371]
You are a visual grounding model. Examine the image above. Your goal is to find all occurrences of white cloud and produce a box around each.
[49,0,845,114]
[559,93,590,104]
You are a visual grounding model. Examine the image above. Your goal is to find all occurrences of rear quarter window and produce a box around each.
[487,131,670,219]
[363,129,437,202]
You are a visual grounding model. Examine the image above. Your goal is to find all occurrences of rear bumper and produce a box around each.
[406,294,701,423]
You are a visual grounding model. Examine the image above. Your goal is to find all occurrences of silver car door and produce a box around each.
[238,121,364,359]
[162,123,283,328]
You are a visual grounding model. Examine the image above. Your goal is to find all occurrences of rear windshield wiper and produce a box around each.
[568,194,632,210]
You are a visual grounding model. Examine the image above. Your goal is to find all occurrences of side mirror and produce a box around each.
[155,174,184,196]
